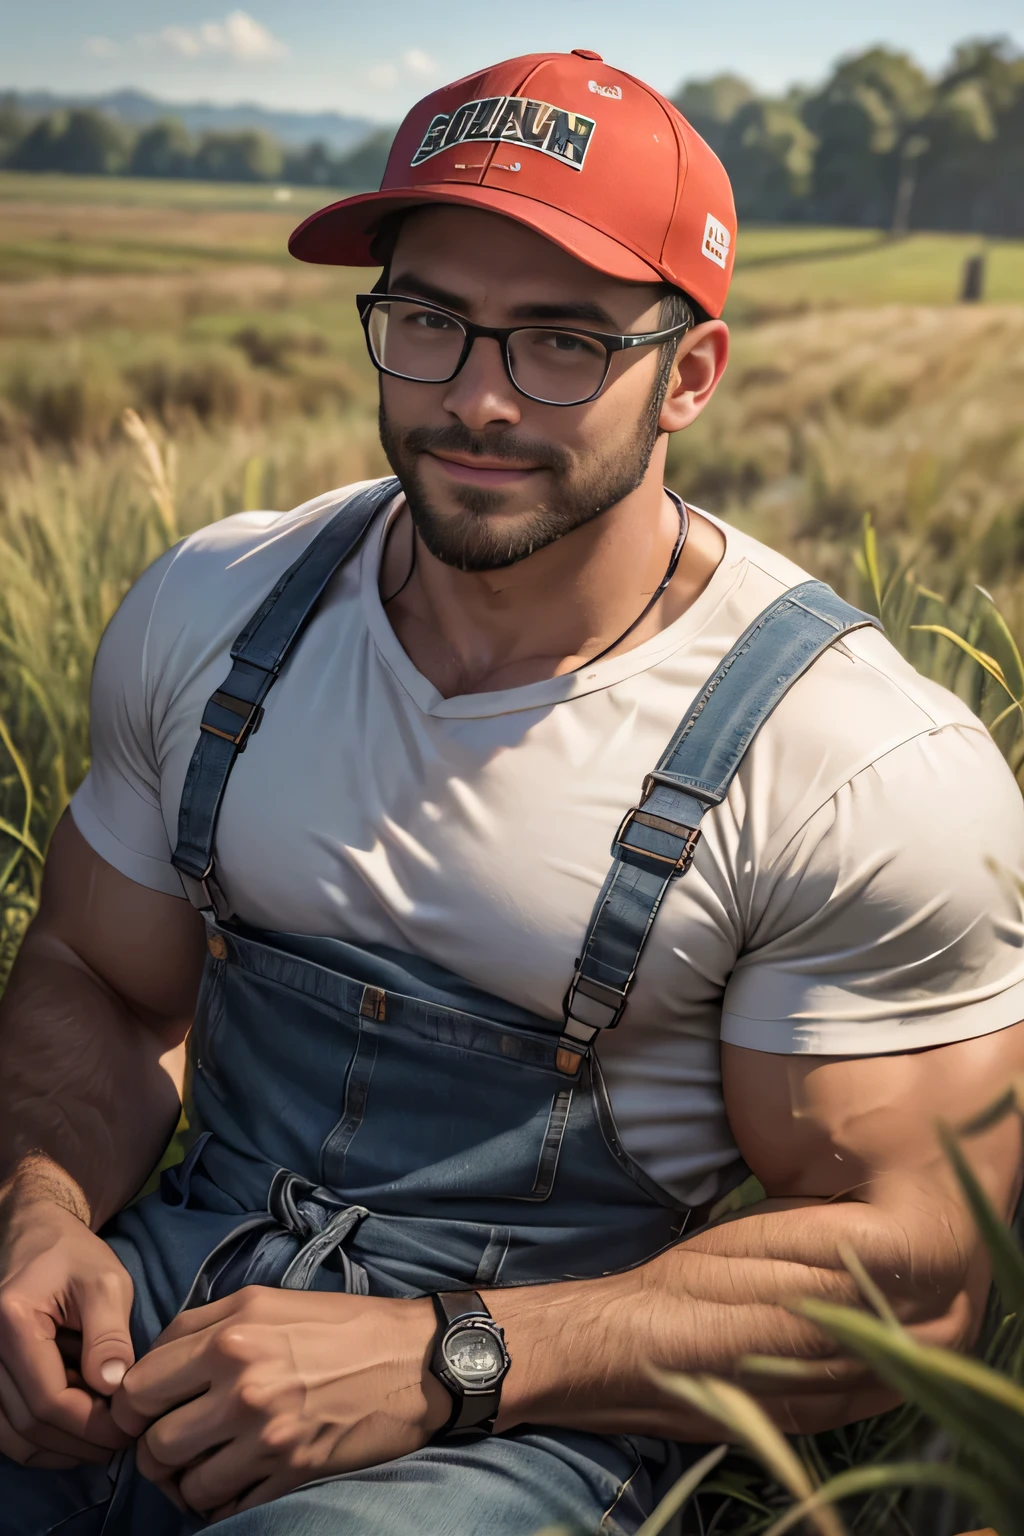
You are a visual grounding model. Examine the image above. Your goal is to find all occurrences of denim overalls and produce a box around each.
[3,479,877,1535]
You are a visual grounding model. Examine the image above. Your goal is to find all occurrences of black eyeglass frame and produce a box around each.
[355,292,695,407]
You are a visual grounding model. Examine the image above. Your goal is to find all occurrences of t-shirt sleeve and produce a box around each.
[70,550,187,898]
[721,722,1024,1054]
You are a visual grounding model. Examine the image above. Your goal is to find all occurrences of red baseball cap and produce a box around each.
[289,49,737,317]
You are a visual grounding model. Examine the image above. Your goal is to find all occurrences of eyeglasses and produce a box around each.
[356,292,693,407]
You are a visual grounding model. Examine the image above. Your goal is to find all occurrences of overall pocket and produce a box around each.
[319,1015,574,1206]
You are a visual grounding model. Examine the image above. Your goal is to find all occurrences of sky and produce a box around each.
[3,0,1022,122]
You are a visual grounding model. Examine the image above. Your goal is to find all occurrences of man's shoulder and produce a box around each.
[708,514,993,831]
[99,479,390,720]
[167,478,387,585]
[141,478,387,646]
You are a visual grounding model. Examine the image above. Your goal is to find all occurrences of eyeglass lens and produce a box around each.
[365,300,609,405]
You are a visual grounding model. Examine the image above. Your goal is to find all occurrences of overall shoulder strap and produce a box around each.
[172,477,401,910]
[557,579,882,1073]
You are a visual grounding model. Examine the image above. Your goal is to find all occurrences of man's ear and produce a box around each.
[658,320,729,434]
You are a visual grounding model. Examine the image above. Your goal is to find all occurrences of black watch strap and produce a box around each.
[429,1290,508,1443]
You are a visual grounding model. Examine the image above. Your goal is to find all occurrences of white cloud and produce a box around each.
[402,48,437,78]
[367,50,437,92]
[84,36,121,59]
[153,11,289,62]
[368,62,398,89]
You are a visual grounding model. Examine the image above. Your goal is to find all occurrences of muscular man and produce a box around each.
[1,49,1023,1536]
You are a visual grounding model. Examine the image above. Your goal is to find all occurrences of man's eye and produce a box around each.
[408,310,457,331]
[534,331,603,359]
[546,332,588,352]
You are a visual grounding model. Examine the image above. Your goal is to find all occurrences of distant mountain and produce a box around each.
[3,89,377,153]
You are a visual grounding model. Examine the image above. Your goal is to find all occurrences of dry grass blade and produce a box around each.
[937,1121,1024,1316]
[836,1242,900,1327]
[976,584,1024,700]
[651,1368,847,1536]
[761,1461,1013,1536]
[860,514,883,614]
[909,624,1015,699]
[796,1298,1024,1470]
[0,709,35,842]
[956,1075,1024,1136]
[120,407,178,544]
[633,1444,728,1536]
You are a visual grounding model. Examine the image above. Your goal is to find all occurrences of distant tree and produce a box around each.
[333,128,393,188]
[722,99,817,221]
[8,111,71,172]
[192,129,283,182]
[130,119,195,178]
[672,74,755,155]
[9,108,130,174]
[284,139,340,186]
[801,48,933,225]
[913,37,1024,235]
[0,94,27,167]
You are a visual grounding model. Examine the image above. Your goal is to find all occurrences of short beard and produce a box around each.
[378,378,667,573]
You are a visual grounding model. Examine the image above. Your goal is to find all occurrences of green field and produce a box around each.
[2,172,1022,309]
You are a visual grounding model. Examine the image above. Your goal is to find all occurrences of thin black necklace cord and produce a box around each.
[382,490,690,664]
[382,519,418,605]
[576,491,689,670]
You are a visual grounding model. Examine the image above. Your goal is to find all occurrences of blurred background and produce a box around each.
[2,8,1024,1531]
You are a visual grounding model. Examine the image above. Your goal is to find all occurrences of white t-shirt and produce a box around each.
[72,479,1024,1206]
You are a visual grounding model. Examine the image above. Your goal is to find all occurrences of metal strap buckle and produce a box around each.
[199,690,265,750]
[563,971,628,1031]
[615,806,701,875]
[197,860,224,916]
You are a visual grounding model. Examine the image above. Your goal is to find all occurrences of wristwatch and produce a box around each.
[428,1290,511,1442]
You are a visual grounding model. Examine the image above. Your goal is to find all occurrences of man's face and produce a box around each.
[377,206,676,572]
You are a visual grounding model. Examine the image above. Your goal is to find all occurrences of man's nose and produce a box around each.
[441,337,522,431]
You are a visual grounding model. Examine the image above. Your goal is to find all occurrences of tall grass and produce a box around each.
[0,406,388,985]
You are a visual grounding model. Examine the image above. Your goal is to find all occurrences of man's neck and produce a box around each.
[379,472,726,698]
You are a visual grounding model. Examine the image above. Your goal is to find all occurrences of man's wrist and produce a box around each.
[481,1271,646,1431]
[0,1152,92,1228]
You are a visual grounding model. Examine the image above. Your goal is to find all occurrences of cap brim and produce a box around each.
[288,183,665,286]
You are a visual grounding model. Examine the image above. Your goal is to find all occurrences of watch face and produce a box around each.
[443,1325,506,1387]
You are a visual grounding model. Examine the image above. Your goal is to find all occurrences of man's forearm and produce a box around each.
[487,1195,983,1438]
[0,928,184,1228]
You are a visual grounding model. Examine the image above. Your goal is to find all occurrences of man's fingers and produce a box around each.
[113,1333,207,1430]
[153,1293,242,1347]
[0,1299,127,1450]
[136,1390,221,1471]
[0,1359,115,1462]
[172,1436,270,1517]
[74,1267,135,1398]
[0,1400,87,1471]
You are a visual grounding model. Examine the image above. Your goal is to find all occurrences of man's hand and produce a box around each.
[0,1195,135,1468]
[112,1286,450,1521]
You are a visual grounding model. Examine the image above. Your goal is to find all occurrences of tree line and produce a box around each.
[0,98,393,190]
[674,36,1023,235]
[1,35,1021,232]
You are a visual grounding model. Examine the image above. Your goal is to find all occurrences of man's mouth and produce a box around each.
[424,449,545,487]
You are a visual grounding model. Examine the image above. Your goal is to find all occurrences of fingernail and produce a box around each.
[100,1360,128,1390]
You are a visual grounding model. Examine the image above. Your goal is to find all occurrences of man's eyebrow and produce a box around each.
[508,299,617,326]
[387,273,618,329]
[388,273,469,311]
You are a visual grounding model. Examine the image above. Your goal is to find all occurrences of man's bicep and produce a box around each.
[721,1027,1024,1219]
[27,813,205,1033]
[69,542,187,898]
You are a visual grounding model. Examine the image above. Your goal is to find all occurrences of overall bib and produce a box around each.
[2,480,877,1535]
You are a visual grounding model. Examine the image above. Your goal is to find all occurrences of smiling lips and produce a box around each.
[426,450,543,486]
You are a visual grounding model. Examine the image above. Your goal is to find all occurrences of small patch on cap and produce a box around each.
[571,49,603,61]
